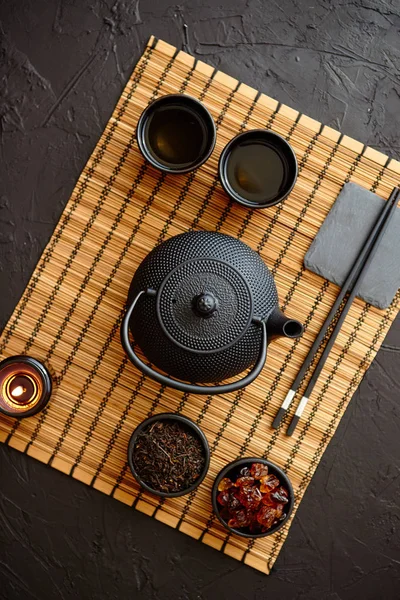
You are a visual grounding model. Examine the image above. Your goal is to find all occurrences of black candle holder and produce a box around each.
[0,356,52,418]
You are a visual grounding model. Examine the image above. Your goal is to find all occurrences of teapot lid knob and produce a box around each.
[192,292,218,318]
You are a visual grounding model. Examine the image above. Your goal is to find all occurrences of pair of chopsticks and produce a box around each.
[273,186,400,436]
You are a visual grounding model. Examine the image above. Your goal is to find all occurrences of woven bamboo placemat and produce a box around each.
[1,36,399,575]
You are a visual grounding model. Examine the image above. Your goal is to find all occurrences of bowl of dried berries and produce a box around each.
[212,458,294,537]
[128,413,210,498]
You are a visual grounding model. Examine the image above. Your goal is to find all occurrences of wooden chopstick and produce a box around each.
[272,186,400,435]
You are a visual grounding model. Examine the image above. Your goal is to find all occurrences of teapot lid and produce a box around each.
[156,258,253,353]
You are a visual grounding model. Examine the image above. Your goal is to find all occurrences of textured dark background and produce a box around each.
[1,1,400,598]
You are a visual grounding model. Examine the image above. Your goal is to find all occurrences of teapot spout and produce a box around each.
[267,307,303,341]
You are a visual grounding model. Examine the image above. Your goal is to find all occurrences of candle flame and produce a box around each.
[11,385,26,398]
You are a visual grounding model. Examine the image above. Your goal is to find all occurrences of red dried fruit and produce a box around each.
[217,465,290,533]
[256,505,276,529]
[218,477,234,492]
[235,476,255,487]
[228,491,241,512]
[228,509,252,529]
[238,485,262,510]
[259,474,279,492]
[217,491,230,506]
[271,486,289,504]
[250,463,269,479]
[261,492,275,506]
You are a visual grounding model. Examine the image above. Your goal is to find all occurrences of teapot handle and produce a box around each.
[121,290,267,396]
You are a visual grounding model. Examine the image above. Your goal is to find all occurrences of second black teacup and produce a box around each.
[219,130,298,208]
[136,94,216,174]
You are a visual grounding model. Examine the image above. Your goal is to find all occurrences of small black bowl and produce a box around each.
[128,412,210,498]
[136,94,216,174]
[212,457,294,538]
[219,130,298,208]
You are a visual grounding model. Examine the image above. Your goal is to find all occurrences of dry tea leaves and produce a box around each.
[132,420,205,493]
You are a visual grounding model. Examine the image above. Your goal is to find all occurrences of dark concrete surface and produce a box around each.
[1,1,400,598]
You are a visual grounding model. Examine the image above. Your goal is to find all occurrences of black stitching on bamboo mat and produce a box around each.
[21,49,178,357]
[265,300,368,462]
[236,111,301,240]
[22,174,164,452]
[256,124,324,255]
[70,356,129,473]
[179,59,198,93]
[271,133,343,276]
[190,81,249,231]
[370,156,391,192]
[111,462,130,496]
[344,145,366,184]
[47,314,124,465]
[0,43,154,356]
[284,303,371,470]
[198,68,217,102]
[48,169,171,462]
[205,99,282,234]
[89,373,146,485]
[9,48,182,447]
[241,539,256,563]
[45,162,149,364]
[176,392,190,414]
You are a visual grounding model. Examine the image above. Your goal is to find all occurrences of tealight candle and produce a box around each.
[0,356,52,418]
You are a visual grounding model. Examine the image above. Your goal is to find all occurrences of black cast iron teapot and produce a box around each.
[121,231,303,395]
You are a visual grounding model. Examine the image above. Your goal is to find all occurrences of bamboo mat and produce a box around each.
[1,36,399,575]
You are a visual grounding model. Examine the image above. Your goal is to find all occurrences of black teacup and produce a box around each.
[219,130,298,208]
[136,94,216,174]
